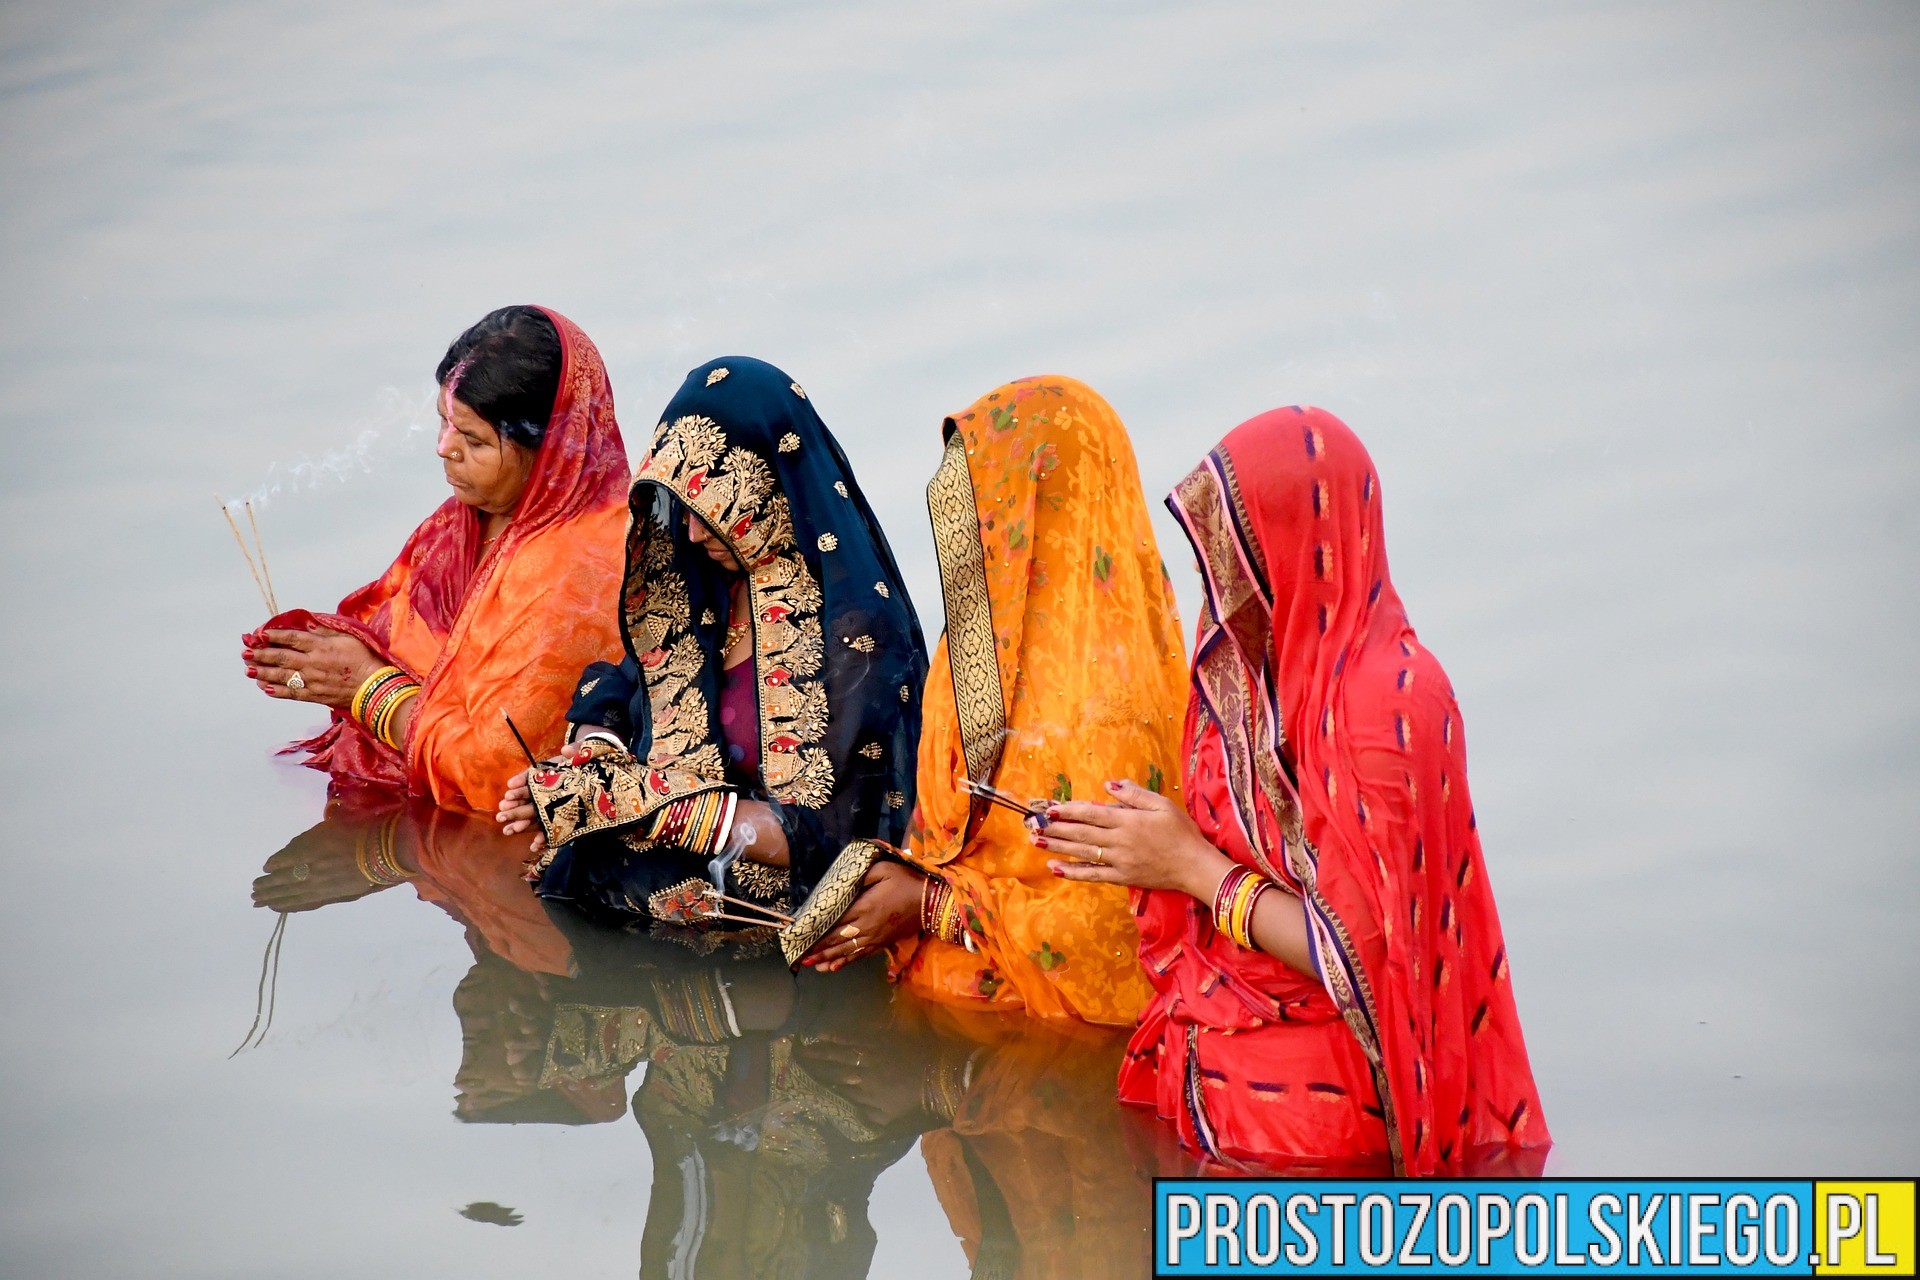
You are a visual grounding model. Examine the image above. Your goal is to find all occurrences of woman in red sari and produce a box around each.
[242,306,628,813]
[1036,406,1548,1175]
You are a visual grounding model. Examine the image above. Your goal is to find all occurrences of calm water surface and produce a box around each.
[3,3,1917,1276]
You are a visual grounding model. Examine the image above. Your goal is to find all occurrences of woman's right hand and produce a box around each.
[801,860,926,971]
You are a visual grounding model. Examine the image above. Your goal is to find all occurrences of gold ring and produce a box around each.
[1093,847,1107,865]
[838,923,860,939]
[286,671,306,692]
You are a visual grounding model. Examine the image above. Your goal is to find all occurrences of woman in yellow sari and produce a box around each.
[803,377,1187,1027]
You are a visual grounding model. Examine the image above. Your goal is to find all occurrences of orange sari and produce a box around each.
[893,377,1187,1026]
[280,308,629,813]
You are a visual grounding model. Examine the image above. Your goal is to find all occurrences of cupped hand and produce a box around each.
[800,860,926,971]
[244,626,380,708]
[496,767,549,855]
[1033,779,1231,897]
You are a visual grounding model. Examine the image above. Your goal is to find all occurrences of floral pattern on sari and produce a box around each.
[894,376,1189,1026]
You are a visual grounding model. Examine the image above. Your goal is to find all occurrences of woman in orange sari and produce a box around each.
[241,306,629,813]
[1037,406,1549,1174]
[803,377,1188,1029]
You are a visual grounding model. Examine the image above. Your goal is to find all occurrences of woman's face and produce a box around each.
[437,392,535,515]
[686,511,744,571]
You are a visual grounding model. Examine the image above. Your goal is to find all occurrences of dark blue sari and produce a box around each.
[529,358,927,940]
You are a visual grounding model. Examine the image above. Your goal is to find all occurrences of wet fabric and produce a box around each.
[1119,406,1549,1175]
[276,306,629,813]
[532,357,927,930]
[892,377,1188,1026]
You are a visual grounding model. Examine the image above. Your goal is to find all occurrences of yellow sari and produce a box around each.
[894,377,1187,1026]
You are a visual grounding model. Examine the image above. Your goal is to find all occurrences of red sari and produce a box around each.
[1118,407,1549,1176]
[273,308,630,813]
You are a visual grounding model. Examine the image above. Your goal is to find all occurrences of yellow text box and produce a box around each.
[1815,1181,1915,1276]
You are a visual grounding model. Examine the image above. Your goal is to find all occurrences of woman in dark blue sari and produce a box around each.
[498,358,927,960]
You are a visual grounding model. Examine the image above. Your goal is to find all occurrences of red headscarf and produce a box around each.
[270,307,631,811]
[1121,406,1548,1175]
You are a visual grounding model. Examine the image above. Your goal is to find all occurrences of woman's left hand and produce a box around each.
[496,767,550,856]
[801,860,926,971]
[1034,779,1231,898]
[245,626,380,709]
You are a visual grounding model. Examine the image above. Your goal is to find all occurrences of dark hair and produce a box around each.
[436,306,563,449]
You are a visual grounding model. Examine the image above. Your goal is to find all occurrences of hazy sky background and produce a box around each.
[2,2,1916,1275]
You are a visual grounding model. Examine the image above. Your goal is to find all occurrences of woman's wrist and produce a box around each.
[351,666,420,750]
[1179,840,1238,904]
[917,869,963,944]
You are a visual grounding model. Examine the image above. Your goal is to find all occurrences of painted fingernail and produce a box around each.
[1033,836,1048,848]
[1106,780,1121,792]
[246,667,258,677]
[1051,865,1064,877]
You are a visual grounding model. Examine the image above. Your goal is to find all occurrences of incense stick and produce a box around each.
[244,500,279,614]
[218,496,274,615]
[501,711,539,766]
[694,909,785,929]
[970,779,1039,809]
[961,778,1043,818]
[704,887,794,924]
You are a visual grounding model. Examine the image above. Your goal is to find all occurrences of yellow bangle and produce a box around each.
[351,665,406,724]
[1228,874,1271,948]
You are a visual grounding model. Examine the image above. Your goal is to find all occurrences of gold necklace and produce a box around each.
[723,582,751,655]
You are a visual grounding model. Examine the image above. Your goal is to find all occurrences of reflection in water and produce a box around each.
[253,802,1161,1277]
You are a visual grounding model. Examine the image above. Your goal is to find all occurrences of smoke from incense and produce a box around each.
[227,386,438,510]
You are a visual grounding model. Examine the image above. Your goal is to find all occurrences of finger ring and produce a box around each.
[286,671,306,692]
[838,923,860,939]
[1092,846,1107,865]
[292,862,310,881]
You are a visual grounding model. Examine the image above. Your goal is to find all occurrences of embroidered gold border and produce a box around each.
[532,410,843,854]
[1213,445,1270,596]
[526,748,731,852]
[926,428,1004,783]
[777,839,880,966]
[633,414,835,810]
[637,416,833,809]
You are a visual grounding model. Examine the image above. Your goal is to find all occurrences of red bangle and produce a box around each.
[1212,865,1253,924]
